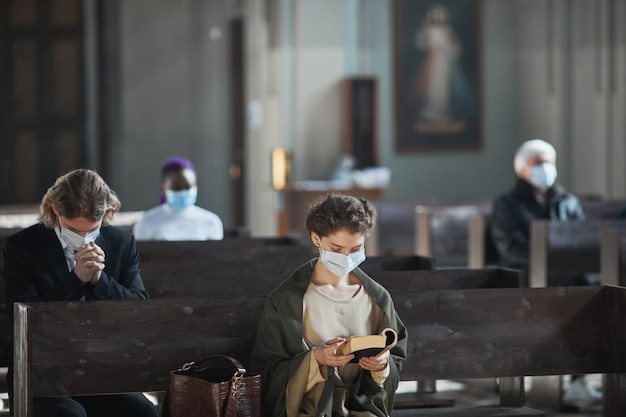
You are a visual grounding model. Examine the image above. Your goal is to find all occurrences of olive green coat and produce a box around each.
[250,260,408,417]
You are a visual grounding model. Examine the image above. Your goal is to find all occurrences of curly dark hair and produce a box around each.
[305,194,377,237]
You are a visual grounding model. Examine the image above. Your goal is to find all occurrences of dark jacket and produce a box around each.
[250,260,407,417]
[1,222,150,410]
[1,223,149,318]
[490,178,585,282]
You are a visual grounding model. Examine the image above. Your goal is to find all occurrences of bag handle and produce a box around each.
[179,354,247,375]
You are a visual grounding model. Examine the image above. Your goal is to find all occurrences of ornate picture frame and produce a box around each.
[394,0,482,152]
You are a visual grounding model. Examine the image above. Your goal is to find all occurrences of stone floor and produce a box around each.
[1,377,602,416]
[396,375,602,417]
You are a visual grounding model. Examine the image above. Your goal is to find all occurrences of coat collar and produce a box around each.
[38,223,112,279]
[37,224,75,278]
[512,177,563,201]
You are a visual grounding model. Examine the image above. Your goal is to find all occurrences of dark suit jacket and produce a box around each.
[490,178,585,286]
[1,222,149,318]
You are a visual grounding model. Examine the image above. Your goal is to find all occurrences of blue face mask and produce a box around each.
[165,187,198,212]
[319,246,366,277]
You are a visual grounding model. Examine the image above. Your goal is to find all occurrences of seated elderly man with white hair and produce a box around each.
[489,138,600,407]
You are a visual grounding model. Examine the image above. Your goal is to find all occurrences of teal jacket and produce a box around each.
[250,260,408,417]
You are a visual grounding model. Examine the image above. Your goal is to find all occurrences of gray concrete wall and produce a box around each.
[278,0,520,201]
[110,0,234,227]
[102,0,620,235]
[362,0,520,200]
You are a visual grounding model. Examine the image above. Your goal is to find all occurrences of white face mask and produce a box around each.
[58,217,100,252]
[530,163,557,190]
[319,246,366,277]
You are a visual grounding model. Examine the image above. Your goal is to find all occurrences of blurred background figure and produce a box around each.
[490,138,587,286]
[489,138,600,408]
[133,156,224,241]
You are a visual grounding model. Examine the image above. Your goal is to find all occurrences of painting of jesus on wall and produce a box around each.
[394,0,481,152]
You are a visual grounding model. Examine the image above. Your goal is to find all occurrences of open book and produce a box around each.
[337,327,398,363]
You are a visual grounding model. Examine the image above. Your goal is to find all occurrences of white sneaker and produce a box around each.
[562,377,602,406]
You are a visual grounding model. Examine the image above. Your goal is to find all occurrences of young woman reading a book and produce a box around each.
[250,194,408,417]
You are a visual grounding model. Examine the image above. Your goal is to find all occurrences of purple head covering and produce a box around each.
[159,156,197,204]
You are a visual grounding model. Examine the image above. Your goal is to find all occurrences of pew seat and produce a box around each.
[12,285,626,417]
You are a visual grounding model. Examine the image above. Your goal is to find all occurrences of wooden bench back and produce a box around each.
[414,201,492,266]
[13,296,266,400]
[361,254,433,271]
[374,198,626,263]
[1,239,310,370]
[0,238,9,371]
[581,199,626,219]
[373,198,492,257]
[397,285,626,380]
[367,267,520,293]
[600,227,626,286]
[1,239,433,366]
[467,213,499,269]
[14,285,626,417]
[136,236,306,259]
[137,240,316,286]
[529,218,626,287]
[140,251,315,282]
[466,199,626,271]
[141,267,519,299]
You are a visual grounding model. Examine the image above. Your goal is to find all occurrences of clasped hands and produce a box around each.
[74,241,105,285]
[312,337,389,372]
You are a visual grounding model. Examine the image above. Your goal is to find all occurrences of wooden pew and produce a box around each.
[467,198,626,270]
[140,256,439,298]
[135,238,446,407]
[467,213,499,269]
[4,263,511,415]
[2,239,433,413]
[136,239,434,292]
[466,204,626,411]
[392,285,626,416]
[135,238,508,410]
[13,285,626,417]
[373,198,492,259]
[365,267,521,409]
[135,239,506,408]
[529,218,626,288]
[525,218,626,410]
[0,237,309,413]
[600,227,626,287]
[1,233,424,412]
[361,254,433,272]
[139,265,519,301]
[581,198,626,219]
[414,200,492,267]
[0,280,8,413]
[136,236,306,256]
[371,197,625,266]
[140,248,316,281]
[4,236,501,413]
[12,296,266,417]
[0,235,10,411]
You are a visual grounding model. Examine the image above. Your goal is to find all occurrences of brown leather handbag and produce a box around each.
[166,354,261,417]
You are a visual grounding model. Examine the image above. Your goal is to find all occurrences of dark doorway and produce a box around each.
[0,0,88,204]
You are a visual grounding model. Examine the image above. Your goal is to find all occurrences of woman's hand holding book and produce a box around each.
[312,337,355,366]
